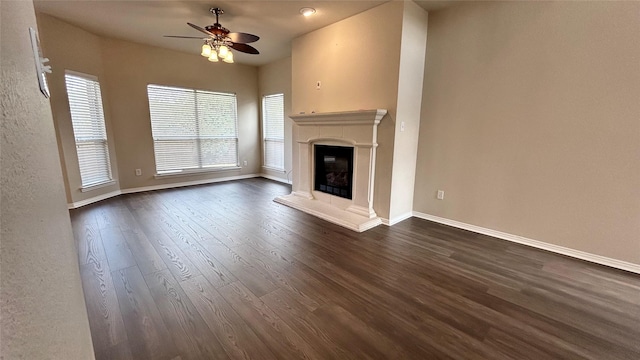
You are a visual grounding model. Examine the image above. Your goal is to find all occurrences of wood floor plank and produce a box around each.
[205,242,279,297]
[140,206,237,288]
[218,281,325,360]
[143,269,230,360]
[100,227,137,271]
[311,302,410,359]
[75,215,107,266]
[261,288,372,360]
[129,208,201,282]
[488,285,640,353]
[233,244,322,311]
[71,178,640,360]
[121,229,167,275]
[94,340,134,360]
[112,266,179,360]
[181,275,278,360]
[79,261,127,353]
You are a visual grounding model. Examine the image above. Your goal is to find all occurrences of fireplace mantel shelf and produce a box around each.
[290,109,387,126]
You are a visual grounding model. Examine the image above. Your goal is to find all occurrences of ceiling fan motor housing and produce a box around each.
[205,24,230,37]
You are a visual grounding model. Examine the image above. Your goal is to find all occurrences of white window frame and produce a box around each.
[262,93,285,171]
[146,84,240,176]
[65,70,114,190]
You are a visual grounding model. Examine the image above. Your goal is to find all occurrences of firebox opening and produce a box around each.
[314,145,354,200]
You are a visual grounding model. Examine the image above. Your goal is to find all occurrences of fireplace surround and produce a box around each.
[274,109,387,232]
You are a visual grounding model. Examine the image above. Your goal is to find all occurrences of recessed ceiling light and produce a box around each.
[300,7,316,17]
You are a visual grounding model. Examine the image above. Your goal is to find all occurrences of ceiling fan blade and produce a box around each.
[187,22,213,37]
[164,35,207,39]
[228,32,259,44]
[230,42,260,55]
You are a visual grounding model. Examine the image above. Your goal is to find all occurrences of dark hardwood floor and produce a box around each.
[70,178,640,360]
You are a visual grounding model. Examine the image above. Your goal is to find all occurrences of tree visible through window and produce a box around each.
[262,93,284,170]
[147,84,239,174]
[65,72,112,188]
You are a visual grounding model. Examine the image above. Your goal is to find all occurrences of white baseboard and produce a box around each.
[412,211,640,274]
[120,174,260,194]
[68,190,122,209]
[381,212,413,226]
[68,174,260,209]
[260,173,292,184]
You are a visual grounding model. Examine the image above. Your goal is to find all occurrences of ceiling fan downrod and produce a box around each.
[210,7,223,25]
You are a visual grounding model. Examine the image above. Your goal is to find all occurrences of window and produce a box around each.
[147,85,239,174]
[262,94,285,170]
[65,72,112,188]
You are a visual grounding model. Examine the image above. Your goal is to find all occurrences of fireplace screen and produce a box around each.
[314,145,354,199]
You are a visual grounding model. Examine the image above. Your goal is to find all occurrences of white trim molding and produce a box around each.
[68,174,260,209]
[381,212,413,226]
[260,173,292,184]
[412,211,640,274]
[121,174,260,194]
[290,109,387,126]
[68,190,121,209]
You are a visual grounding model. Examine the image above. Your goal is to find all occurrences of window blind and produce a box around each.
[262,94,285,170]
[65,72,112,188]
[147,85,239,173]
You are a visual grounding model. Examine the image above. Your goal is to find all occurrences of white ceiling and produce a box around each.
[34,0,457,66]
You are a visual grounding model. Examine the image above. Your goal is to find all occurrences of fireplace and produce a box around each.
[274,109,387,232]
[314,145,353,199]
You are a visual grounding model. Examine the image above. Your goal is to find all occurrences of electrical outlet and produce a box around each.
[400,121,405,132]
[243,160,248,166]
[135,168,142,176]
[437,190,445,200]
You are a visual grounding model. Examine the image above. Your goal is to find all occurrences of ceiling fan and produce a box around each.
[164,7,259,63]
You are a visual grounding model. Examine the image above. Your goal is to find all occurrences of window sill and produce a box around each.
[80,180,117,192]
[262,166,286,173]
[154,166,242,179]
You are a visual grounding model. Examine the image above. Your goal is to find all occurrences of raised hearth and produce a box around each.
[275,109,387,232]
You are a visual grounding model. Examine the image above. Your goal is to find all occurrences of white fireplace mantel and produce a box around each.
[290,109,387,126]
[275,109,387,232]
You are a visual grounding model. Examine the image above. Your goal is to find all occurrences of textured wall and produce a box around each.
[259,57,293,183]
[415,1,640,264]
[0,1,95,358]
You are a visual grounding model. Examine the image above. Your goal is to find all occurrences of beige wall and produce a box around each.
[258,56,293,183]
[389,1,429,220]
[36,14,261,202]
[292,1,405,219]
[1,1,95,358]
[415,1,640,264]
[37,13,120,203]
[101,37,259,190]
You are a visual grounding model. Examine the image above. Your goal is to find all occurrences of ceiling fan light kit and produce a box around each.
[165,7,259,64]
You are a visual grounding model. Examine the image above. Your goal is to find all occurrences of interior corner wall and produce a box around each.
[100,37,259,190]
[414,1,640,264]
[291,1,405,219]
[388,1,428,221]
[259,57,293,183]
[36,13,121,204]
[1,1,95,358]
